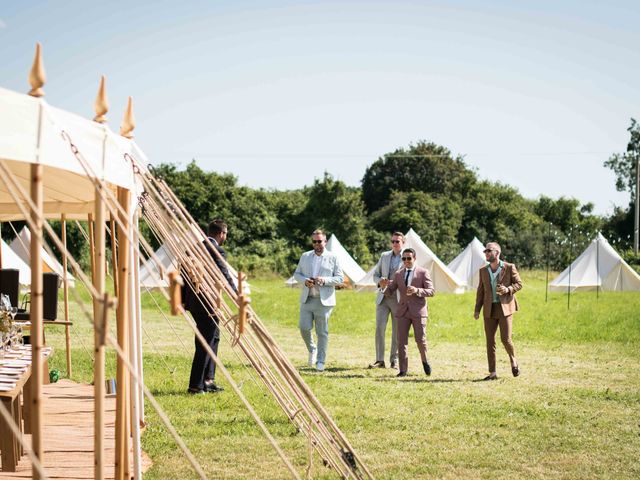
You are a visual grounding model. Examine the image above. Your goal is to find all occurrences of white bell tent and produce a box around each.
[284,234,366,287]
[139,243,174,288]
[141,241,251,294]
[446,237,486,291]
[0,236,32,285]
[355,228,465,294]
[549,233,640,292]
[9,225,76,287]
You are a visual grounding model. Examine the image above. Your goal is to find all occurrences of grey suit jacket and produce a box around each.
[372,250,401,305]
[293,250,343,306]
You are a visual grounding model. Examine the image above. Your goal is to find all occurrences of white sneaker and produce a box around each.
[308,349,317,367]
[316,362,325,372]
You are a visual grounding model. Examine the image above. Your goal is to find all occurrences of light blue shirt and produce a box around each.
[389,253,402,277]
[487,261,504,303]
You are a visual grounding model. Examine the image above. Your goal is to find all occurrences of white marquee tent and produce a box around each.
[0,82,144,478]
[0,237,32,285]
[285,234,366,287]
[9,225,76,287]
[446,237,486,291]
[355,228,465,294]
[549,233,640,292]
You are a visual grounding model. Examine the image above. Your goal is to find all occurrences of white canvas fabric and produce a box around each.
[141,242,251,294]
[355,228,465,294]
[284,234,366,287]
[0,87,140,221]
[447,237,486,291]
[9,226,76,287]
[549,233,640,292]
[0,237,32,286]
[326,235,366,285]
[139,244,174,288]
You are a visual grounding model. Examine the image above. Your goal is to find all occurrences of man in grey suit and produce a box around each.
[368,231,405,369]
[293,229,343,372]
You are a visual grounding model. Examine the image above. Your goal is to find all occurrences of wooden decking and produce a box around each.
[0,379,145,479]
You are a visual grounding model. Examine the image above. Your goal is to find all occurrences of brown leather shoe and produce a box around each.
[368,361,385,369]
[390,360,398,369]
[396,371,407,377]
[482,374,498,381]
[511,366,520,377]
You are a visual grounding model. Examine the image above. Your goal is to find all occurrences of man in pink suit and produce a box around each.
[383,248,435,377]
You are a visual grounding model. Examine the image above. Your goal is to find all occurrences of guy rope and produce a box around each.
[134,162,374,479]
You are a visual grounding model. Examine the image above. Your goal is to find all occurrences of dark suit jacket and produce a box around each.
[474,262,522,319]
[183,237,237,316]
[385,266,435,318]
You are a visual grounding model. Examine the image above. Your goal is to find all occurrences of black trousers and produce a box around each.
[188,304,220,391]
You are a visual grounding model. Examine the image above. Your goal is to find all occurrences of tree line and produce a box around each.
[150,119,639,276]
[3,121,637,277]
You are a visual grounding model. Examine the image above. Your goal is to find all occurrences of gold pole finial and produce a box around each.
[28,42,46,97]
[120,96,136,138]
[93,75,109,123]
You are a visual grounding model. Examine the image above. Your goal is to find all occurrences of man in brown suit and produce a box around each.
[474,242,522,380]
[384,248,435,377]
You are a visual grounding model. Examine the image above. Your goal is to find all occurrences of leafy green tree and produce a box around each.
[369,190,463,262]
[459,181,546,268]
[294,173,371,265]
[604,118,640,202]
[361,141,476,214]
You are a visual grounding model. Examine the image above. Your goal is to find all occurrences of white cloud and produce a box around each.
[0,19,6,29]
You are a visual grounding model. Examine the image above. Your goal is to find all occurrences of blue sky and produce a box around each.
[1,1,639,215]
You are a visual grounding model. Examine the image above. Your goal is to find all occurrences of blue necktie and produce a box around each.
[404,269,411,286]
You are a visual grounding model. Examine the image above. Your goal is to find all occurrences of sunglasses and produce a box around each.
[483,249,496,253]
[391,240,402,244]
[312,240,324,244]
[401,256,413,261]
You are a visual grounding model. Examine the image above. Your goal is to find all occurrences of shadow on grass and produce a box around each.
[375,376,467,383]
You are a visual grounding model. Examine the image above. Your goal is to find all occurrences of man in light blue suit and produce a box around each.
[293,229,343,372]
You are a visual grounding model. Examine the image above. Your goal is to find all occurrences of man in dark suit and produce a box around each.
[384,248,435,377]
[474,242,522,380]
[185,220,238,394]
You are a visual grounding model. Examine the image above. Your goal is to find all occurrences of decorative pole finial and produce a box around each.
[93,75,109,123]
[28,42,46,97]
[120,96,136,139]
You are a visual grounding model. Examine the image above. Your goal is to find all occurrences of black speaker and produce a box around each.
[0,268,20,308]
[43,272,59,321]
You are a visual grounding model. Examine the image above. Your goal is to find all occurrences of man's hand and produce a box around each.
[315,277,325,286]
[379,277,389,289]
[473,312,480,320]
[406,285,417,296]
[304,278,315,288]
[497,285,509,296]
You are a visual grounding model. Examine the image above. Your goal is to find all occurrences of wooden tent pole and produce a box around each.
[129,213,144,480]
[0,222,3,268]
[30,162,44,480]
[93,181,107,480]
[115,187,131,480]
[110,215,119,297]
[28,55,46,477]
[88,213,96,280]
[61,214,72,376]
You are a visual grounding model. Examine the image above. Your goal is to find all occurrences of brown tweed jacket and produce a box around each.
[474,262,523,319]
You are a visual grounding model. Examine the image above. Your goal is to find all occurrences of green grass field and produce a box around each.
[45,270,640,479]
